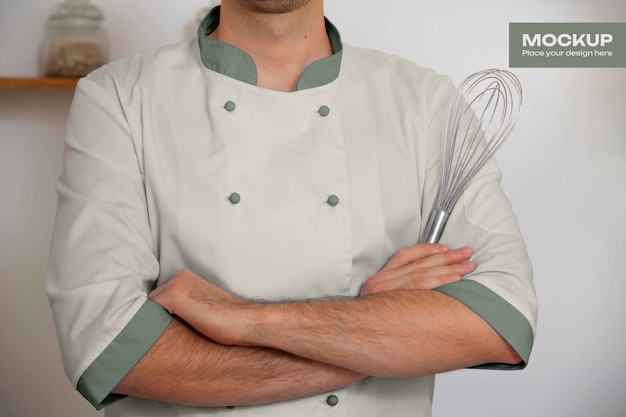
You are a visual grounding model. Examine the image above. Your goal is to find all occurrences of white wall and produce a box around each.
[1,0,624,416]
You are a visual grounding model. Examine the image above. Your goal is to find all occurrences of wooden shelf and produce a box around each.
[0,77,79,90]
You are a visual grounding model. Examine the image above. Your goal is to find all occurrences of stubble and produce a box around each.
[234,0,313,14]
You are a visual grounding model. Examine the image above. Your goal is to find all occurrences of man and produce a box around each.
[46,1,537,416]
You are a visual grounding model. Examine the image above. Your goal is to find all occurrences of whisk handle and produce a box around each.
[420,209,450,244]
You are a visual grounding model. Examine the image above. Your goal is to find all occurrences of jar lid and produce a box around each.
[50,0,104,21]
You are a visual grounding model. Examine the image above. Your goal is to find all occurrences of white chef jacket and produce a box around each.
[46,7,537,417]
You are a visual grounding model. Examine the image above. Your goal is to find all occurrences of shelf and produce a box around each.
[0,77,79,90]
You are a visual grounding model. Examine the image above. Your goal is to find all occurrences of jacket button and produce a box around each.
[224,101,236,112]
[327,195,340,206]
[326,395,339,406]
[228,193,241,204]
[318,105,330,117]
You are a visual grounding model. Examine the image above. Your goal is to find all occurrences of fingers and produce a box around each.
[361,272,462,296]
[383,245,473,273]
[361,244,477,296]
[383,244,451,270]
[410,246,473,269]
[361,260,475,296]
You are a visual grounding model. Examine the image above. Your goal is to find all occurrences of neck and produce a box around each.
[208,2,332,91]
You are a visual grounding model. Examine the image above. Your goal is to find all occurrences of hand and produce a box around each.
[148,269,250,345]
[360,244,475,296]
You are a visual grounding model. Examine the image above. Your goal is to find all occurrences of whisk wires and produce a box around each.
[436,69,523,213]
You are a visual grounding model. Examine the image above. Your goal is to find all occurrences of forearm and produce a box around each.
[240,289,521,377]
[113,318,364,408]
[149,250,521,383]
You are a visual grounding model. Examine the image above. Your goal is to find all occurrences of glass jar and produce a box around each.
[41,0,109,78]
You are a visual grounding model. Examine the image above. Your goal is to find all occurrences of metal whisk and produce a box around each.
[420,69,523,244]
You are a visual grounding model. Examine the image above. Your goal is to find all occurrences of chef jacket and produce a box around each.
[46,6,537,417]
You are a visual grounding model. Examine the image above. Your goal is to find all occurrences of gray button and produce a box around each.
[327,195,340,206]
[224,101,236,112]
[326,395,339,406]
[318,105,330,117]
[228,192,241,204]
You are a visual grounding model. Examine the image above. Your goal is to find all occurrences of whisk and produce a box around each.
[420,69,523,244]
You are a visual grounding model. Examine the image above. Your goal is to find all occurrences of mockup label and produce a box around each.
[510,23,626,67]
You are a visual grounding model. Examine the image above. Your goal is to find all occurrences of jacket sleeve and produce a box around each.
[433,157,537,368]
[45,76,173,409]
[422,73,538,368]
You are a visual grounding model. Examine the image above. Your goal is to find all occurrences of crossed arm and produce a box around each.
[113,244,521,407]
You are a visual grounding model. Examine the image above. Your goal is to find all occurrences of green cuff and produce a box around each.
[76,300,174,409]
[434,280,534,369]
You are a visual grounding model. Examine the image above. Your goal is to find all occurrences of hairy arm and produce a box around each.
[149,244,515,380]
[116,243,476,406]
[113,318,364,407]
[243,289,521,377]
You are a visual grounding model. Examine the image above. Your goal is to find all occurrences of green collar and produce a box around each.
[197,6,343,90]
